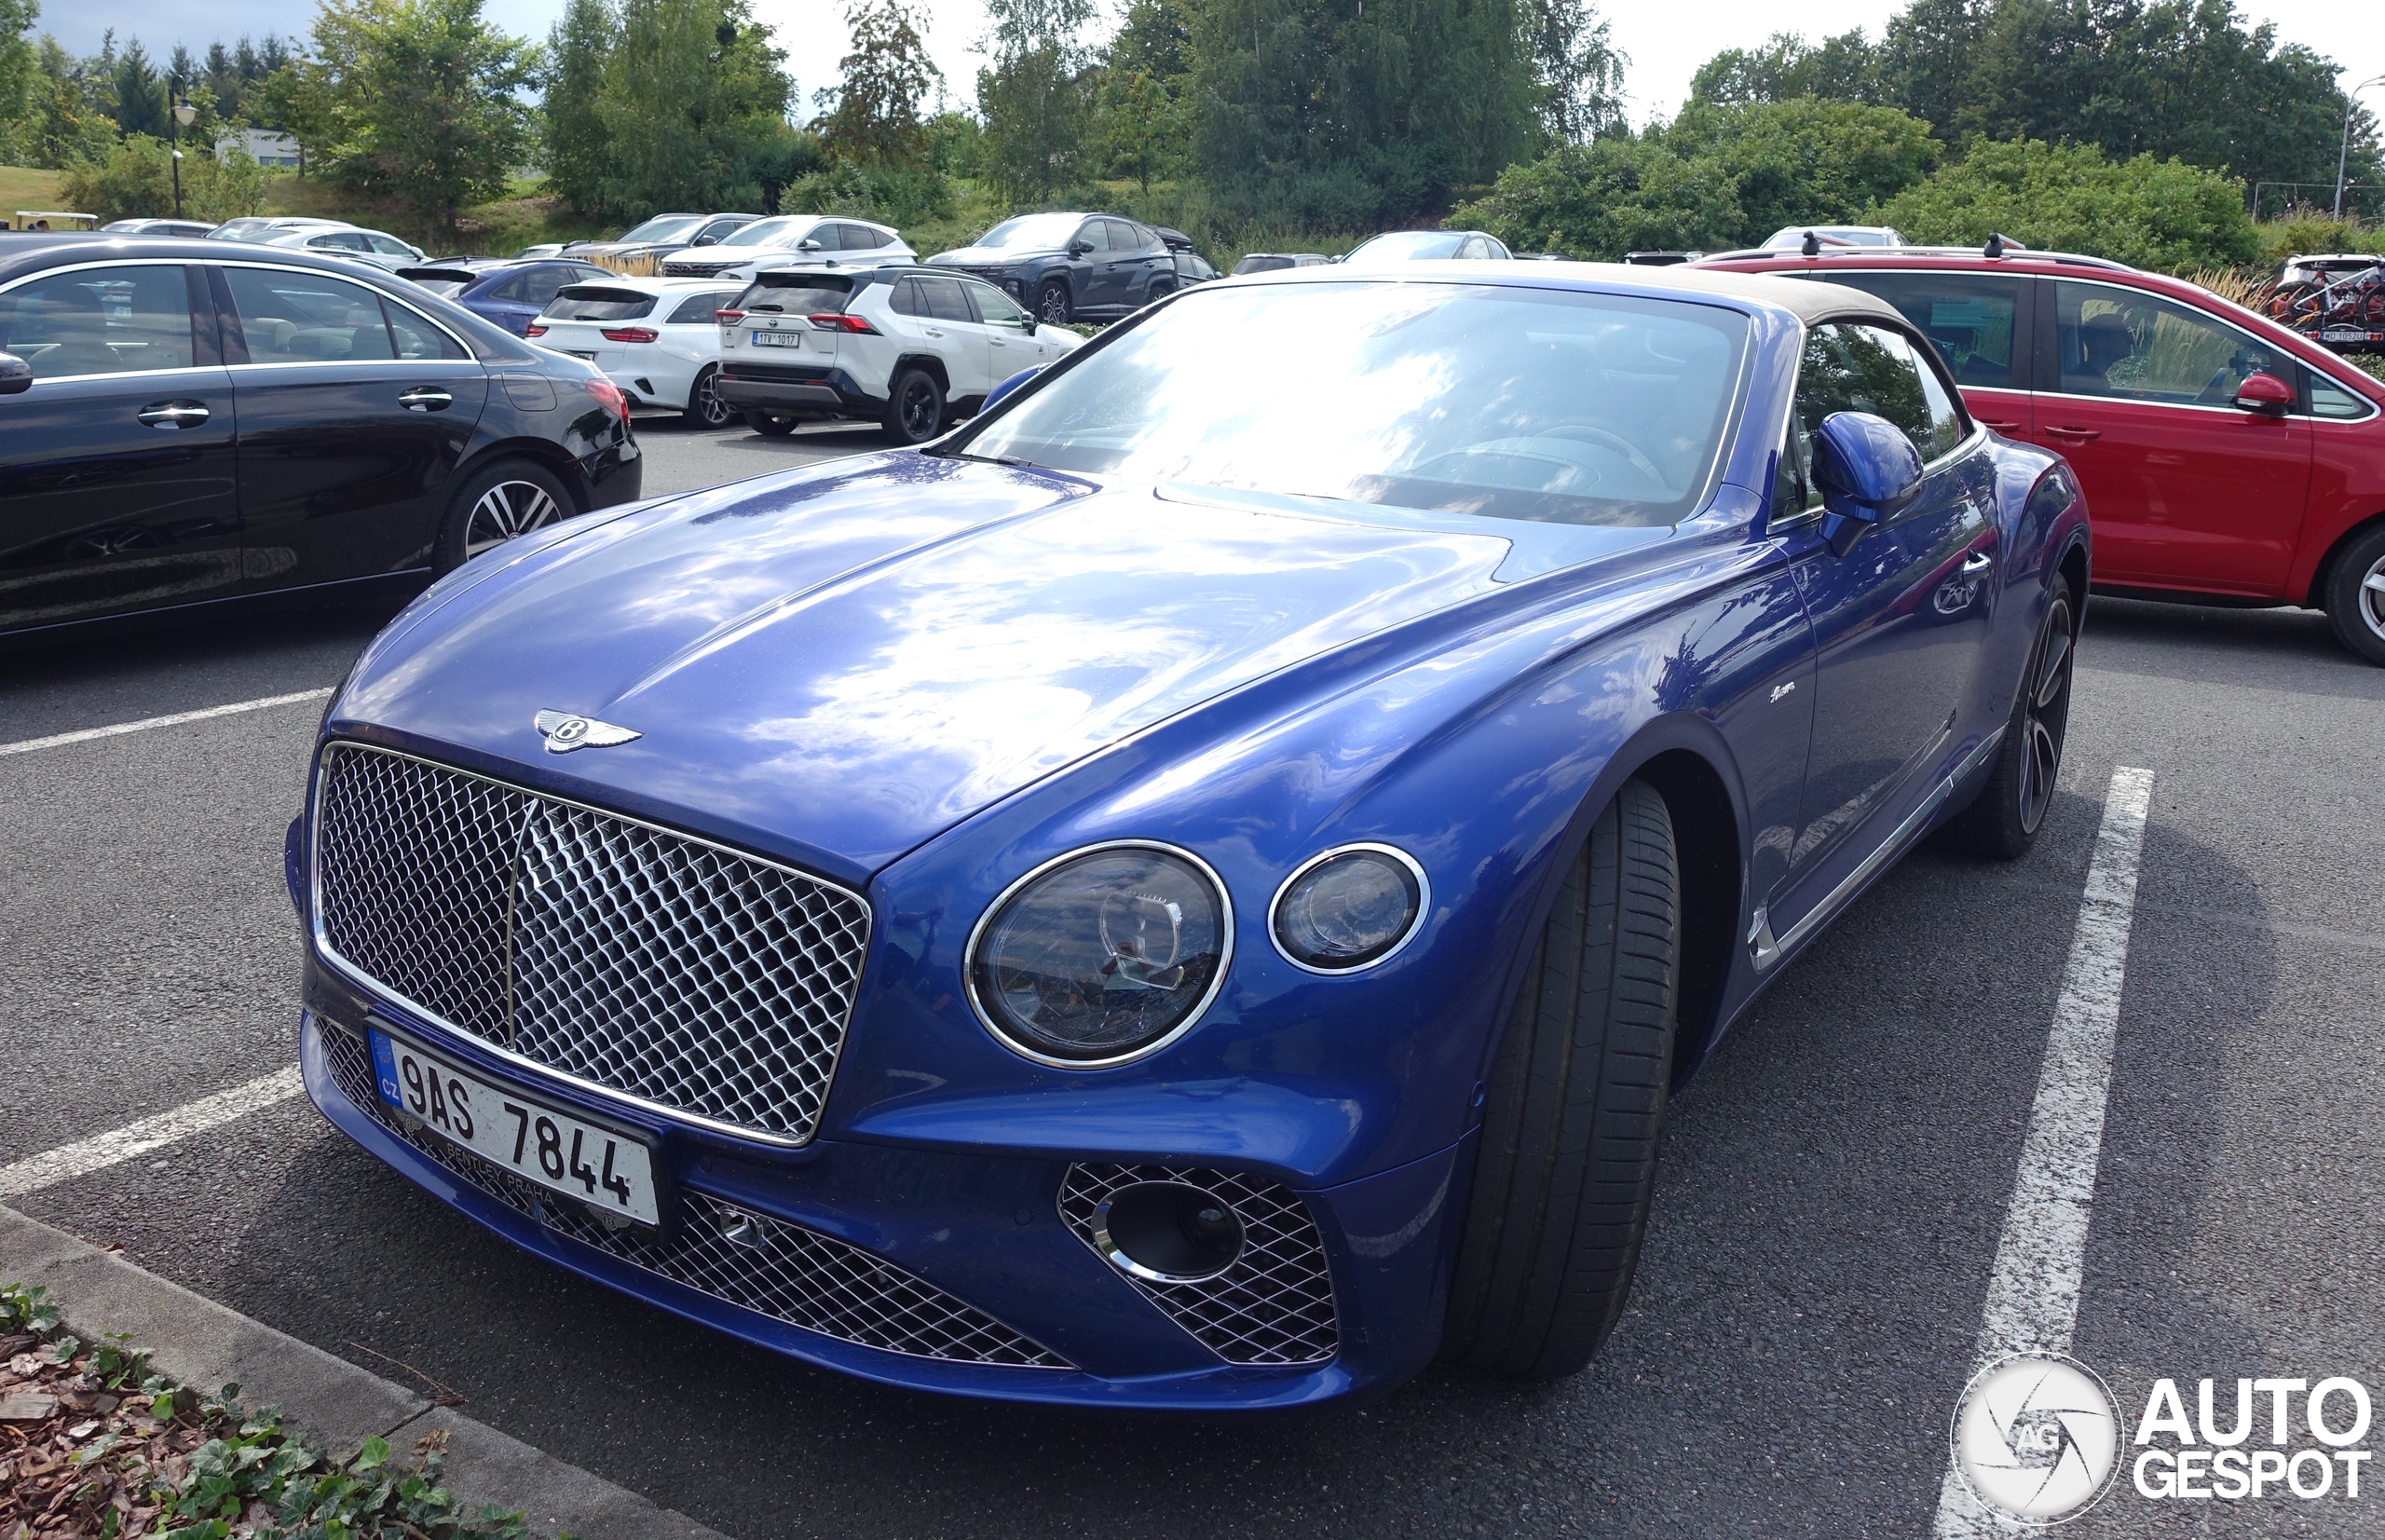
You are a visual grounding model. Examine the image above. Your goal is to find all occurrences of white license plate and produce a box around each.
[565,349,599,360]
[751,331,801,348]
[2321,329,2375,342]
[369,1029,660,1225]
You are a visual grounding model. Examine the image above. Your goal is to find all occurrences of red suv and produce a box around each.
[1699,243,2385,664]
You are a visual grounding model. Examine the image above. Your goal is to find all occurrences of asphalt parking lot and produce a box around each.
[3,416,2381,1537]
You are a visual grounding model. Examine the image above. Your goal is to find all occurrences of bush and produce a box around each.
[2252,212,2385,266]
[60,134,173,221]
[781,159,953,227]
[187,149,269,222]
[1873,137,2261,274]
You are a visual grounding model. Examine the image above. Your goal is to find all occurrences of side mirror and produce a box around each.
[1811,411,1924,557]
[982,364,1044,414]
[1018,312,1037,335]
[1068,240,1094,256]
[0,351,31,394]
[796,238,822,252]
[692,234,716,246]
[2233,371,2293,416]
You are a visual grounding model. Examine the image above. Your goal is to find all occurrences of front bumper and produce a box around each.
[299,961,1468,1409]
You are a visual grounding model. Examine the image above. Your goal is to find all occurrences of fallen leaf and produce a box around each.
[63,1421,98,1440]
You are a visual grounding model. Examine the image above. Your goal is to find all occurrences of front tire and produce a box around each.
[880,366,945,445]
[2323,524,2385,667]
[1439,779,1680,1379]
[432,458,573,573]
[1946,587,2078,857]
[684,365,732,429]
[743,409,797,437]
[1037,279,1072,325]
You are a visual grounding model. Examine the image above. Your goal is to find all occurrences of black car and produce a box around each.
[927,212,1179,324]
[0,236,641,642]
[565,211,759,266]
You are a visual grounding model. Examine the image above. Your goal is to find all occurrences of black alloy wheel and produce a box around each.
[1038,279,1073,325]
[1949,589,2078,857]
[432,458,574,572]
[881,367,945,445]
[685,365,733,429]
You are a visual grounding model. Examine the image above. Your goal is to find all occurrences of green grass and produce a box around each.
[0,164,67,221]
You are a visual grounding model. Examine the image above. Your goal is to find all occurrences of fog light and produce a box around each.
[1091,1181,1245,1283]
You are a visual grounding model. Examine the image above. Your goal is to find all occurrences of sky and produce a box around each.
[42,0,2385,130]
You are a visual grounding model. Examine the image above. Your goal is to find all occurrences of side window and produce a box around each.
[666,290,735,324]
[1821,271,2024,389]
[367,233,414,257]
[1459,237,1491,259]
[0,264,198,378]
[2310,372,2374,419]
[2051,279,2297,405]
[1105,220,1145,252]
[1073,221,1107,253]
[484,272,532,303]
[1793,321,1942,472]
[889,277,924,317]
[919,276,974,323]
[381,297,470,360]
[1911,348,1969,458]
[224,267,399,363]
[969,281,1027,327]
[840,225,883,251]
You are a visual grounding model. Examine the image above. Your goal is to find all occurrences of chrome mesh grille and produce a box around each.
[313,742,869,1143]
[320,1021,1067,1369]
[1058,1164,1339,1366]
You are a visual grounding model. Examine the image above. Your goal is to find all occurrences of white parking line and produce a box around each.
[0,1068,306,1197]
[1933,764,2156,1536]
[0,688,335,758]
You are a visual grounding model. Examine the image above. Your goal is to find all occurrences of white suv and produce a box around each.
[658,214,916,282]
[716,266,1082,443]
[529,276,749,426]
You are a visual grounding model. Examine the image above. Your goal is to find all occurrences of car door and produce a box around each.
[964,279,1043,384]
[0,260,243,632]
[913,274,992,398]
[1774,320,2002,922]
[2035,278,2313,594]
[1068,219,1116,311]
[1104,220,1162,307]
[214,262,490,588]
[1810,267,2035,442]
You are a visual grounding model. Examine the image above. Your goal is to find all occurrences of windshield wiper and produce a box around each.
[924,447,1036,468]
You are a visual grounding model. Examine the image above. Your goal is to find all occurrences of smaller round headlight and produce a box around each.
[967,843,1230,1066]
[1271,845,1426,973]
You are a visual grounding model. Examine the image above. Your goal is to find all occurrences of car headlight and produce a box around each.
[966,842,1232,1067]
[1270,845,1428,974]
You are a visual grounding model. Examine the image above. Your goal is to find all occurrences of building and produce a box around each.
[214,129,302,169]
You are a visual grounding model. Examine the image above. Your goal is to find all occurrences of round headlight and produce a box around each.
[1270,845,1426,973]
[967,843,1231,1067]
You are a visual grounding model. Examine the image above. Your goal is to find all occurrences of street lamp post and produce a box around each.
[2336,75,2385,223]
[170,84,198,220]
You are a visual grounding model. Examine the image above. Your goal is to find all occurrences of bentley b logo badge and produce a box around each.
[535,709,641,753]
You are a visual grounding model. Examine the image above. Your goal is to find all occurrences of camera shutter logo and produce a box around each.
[1952,1353,2125,1523]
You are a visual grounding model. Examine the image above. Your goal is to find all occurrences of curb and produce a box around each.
[0,1204,730,1540]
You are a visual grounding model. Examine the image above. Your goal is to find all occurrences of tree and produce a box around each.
[276,0,539,237]
[1690,30,1880,106]
[591,0,797,217]
[61,132,172,219]
[186,147,269,220]
[1874,136,2261,272]
[1525,0,1625,144]
[23,35,116,168]
[815,0,941,166]
[0,0,39,157]
[976,0,1093,200]
[113,37,166,136]
[541,0,614,211]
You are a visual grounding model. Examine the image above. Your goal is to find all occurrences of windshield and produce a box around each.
[975,214,1085,251]
[719,216,816,248]
[1345,232,1466,265]
[961,282,1748,528]
[1764,226,1898,248]
[618,215,701,244]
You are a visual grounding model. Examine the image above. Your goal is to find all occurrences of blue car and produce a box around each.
[290,264,2088,1409]
[398,257,613,337]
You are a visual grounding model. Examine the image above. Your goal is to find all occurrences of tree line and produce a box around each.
[0,0,2374,267]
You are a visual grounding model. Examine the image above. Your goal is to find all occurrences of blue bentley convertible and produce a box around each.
[290,265,2089,1408]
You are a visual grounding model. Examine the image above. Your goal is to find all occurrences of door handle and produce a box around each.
[136,400,209,429]
[1975,417,2022,431]
[398,387,453,412]
[924,328,944,337]
[2043,425,2101,442]
[1961,552,1994,575]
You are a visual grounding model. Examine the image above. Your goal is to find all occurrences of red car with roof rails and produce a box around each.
[1697,238,2385,665]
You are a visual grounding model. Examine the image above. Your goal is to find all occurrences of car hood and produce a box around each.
[930,246,1054,266]
[342,457,1519,878]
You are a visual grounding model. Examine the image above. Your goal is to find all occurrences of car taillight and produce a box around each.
[525,322,547,336]
[716,308,745,324]
[807,312,879,334]
[601,326,659,343]
[583,377,629,424]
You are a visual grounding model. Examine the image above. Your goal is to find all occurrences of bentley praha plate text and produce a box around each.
[368,1029,660,1225]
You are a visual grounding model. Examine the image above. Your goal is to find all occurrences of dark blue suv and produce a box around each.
[927,212,1178,324]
